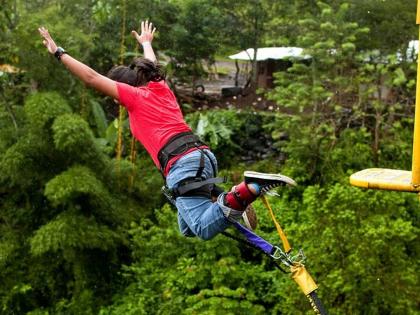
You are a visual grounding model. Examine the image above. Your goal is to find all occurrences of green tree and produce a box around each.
[0,92,147,314]
[293,184,419,314]
[268,2,416,183]
[1,1,419,314]
[101,205,279,315]
[347,0,417,53]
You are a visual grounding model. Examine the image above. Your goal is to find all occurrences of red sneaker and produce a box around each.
[244,171,297,194]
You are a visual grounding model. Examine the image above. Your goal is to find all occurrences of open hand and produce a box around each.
[38,27,58,54]
[131,20,156,45]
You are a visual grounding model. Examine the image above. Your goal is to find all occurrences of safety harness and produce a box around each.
[158,131,225,199]
[158,133,328,314]
[161,188,328,314]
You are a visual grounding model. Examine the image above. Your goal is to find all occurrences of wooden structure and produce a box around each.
[229,47,311,89]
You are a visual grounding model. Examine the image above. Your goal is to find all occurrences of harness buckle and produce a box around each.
[270,246,294,267]
[161,185,176,206]
[270,246,307,268]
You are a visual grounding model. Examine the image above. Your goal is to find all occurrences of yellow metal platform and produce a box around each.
[349,168,420,192]
[349,2,420,195]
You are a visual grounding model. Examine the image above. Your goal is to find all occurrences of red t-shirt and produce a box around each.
[116,80,200,175]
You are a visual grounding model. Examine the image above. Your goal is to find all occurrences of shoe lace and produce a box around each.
[261,182,282,193]
[265,190,280,197]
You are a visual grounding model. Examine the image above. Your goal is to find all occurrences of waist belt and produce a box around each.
[158,131,206,175]
[158,131,225,199]
[172,177,225,197]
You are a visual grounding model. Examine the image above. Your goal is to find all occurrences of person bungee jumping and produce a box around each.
[38,21,296,240]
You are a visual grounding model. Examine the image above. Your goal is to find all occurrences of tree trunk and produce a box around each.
[235,60,240,87]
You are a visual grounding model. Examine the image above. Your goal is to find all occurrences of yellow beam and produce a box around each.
[412,0,420,184]
[417,0,420,24]
[350,3,420,192]
[350,168,420,192]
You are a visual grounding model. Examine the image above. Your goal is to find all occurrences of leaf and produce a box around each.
[90,99,108,137]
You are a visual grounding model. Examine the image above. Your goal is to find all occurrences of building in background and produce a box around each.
[229,47,311,89]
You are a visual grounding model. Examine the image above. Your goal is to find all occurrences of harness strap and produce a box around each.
[202,149,217,177]
[158,131,205,174]
[195,150,205,179]
[159,130,225,199]
[173,177,224,196]
[161,184,286,272]
[232,222,275,255]
[261,195,292,253]
[221,230,287,273]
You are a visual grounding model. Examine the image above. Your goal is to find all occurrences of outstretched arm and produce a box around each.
[38,27,118,100]
[131,20,157,63]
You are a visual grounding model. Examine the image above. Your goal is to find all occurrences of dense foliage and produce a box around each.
[1,1,419,314]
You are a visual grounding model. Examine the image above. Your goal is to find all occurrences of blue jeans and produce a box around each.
[166,149,231,240]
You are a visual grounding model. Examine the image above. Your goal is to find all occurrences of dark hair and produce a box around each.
[107,57,166,87]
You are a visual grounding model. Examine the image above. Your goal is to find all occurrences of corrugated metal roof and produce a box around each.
[229,47,311,61]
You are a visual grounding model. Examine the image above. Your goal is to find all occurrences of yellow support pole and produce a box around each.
[411,0,420,185]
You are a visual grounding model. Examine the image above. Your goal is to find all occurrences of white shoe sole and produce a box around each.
[244,171,297,187]
[242,212,252,230]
